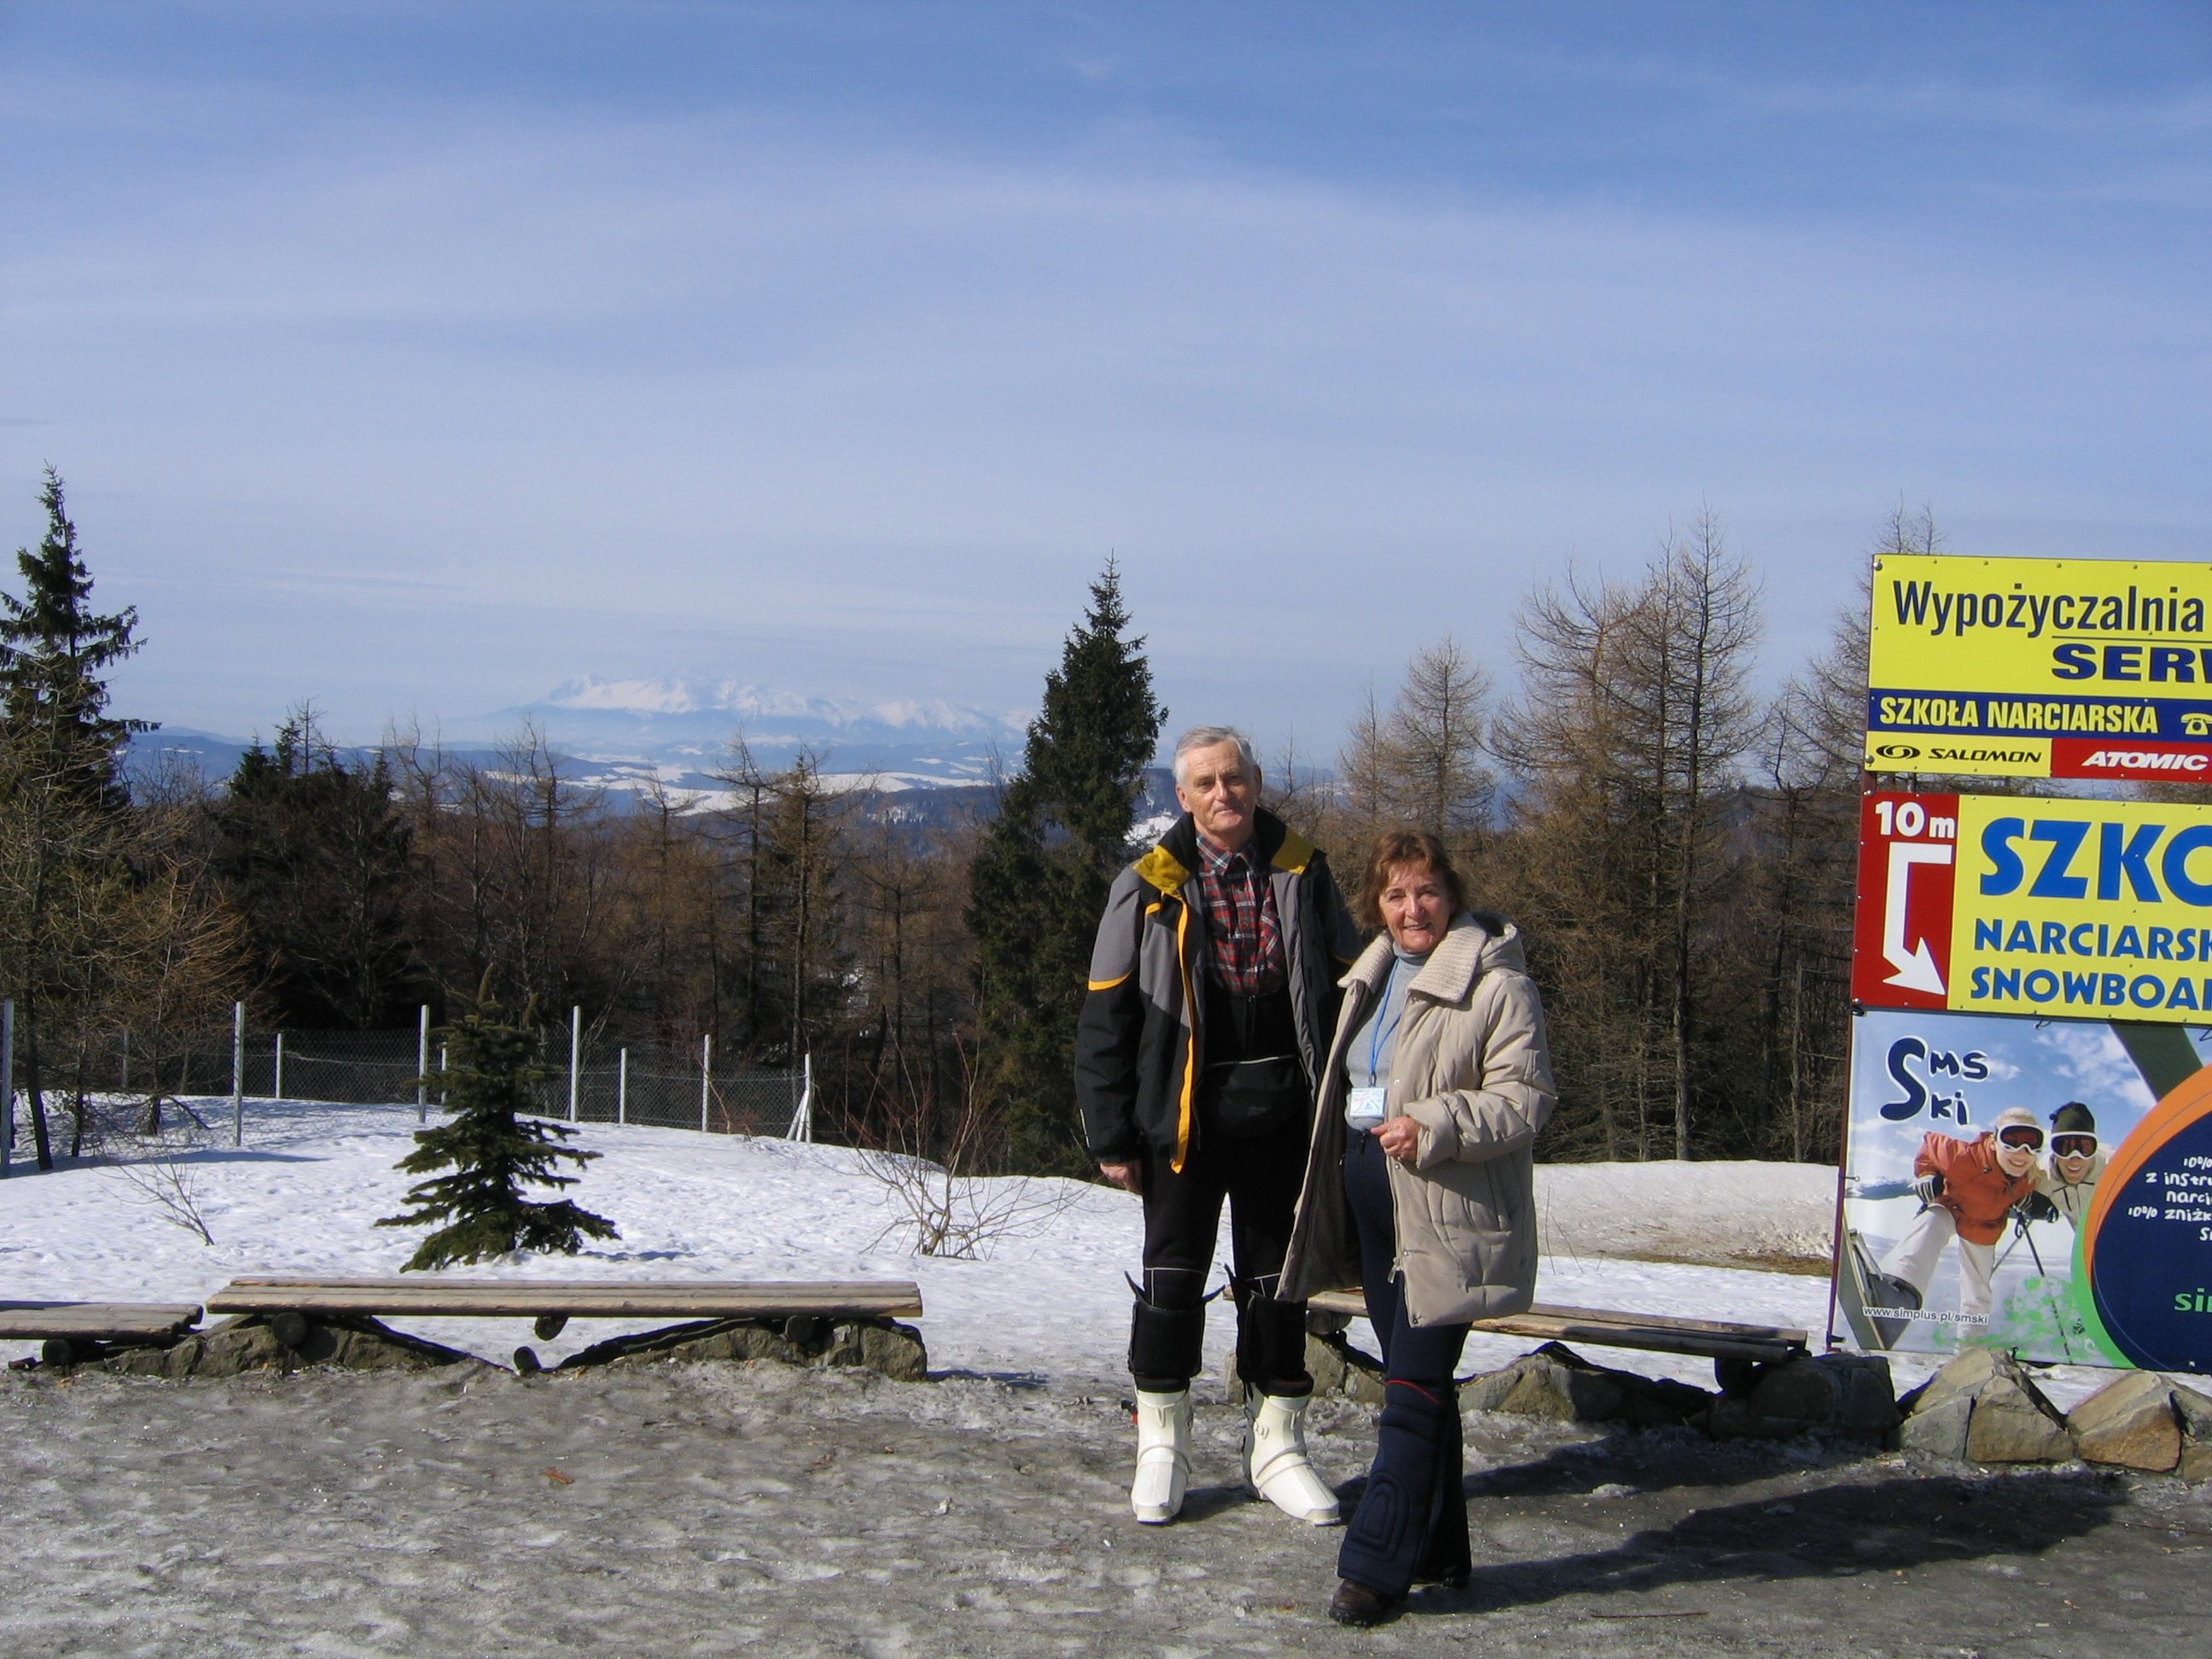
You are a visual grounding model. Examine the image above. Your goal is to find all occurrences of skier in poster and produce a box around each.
[1878,1107,2042,1322]
[2032,1102,2105,1231]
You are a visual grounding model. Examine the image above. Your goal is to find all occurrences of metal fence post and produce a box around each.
[439,1042,448,1107]
[617,1048,628,1126]
[699,1033,712,1132]
[230,1000,245,1148]
[273,1032,284,1103]
[568,1004,581,1123]
[417,1005,430,1125]
[2,998,14,1175]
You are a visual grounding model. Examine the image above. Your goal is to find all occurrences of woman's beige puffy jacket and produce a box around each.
[1281,911,1556,1328]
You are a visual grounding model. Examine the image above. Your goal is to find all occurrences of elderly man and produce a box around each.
[1075,725,1361,1526]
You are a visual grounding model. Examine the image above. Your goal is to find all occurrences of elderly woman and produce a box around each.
[1283,828,1556,1627]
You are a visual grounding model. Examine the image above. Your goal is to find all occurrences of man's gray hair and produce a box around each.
[1172,725,1258,787]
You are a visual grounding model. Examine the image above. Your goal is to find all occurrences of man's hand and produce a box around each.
[1097,1161,1143,1195]
[2017,1190,2060,1225]
[1375,1116,1422,1165]
[1912,1173,1944,1206]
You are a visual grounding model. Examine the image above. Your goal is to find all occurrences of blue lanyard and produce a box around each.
[1366,962,1410,1084]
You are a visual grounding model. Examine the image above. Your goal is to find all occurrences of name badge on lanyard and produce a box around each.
[1345,1086,1388,1131]
[1349,963,1407,1133]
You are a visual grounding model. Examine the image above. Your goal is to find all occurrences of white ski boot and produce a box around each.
[1130,1388,1194,1524]
[1243,1391,1340,1525]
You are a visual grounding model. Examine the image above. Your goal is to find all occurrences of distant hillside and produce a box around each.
[482,676,1029,789]
[121,723,1185,846]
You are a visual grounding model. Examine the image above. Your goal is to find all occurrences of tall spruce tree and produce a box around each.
[0,468,146,806]
[378,986,617,1269]
[212,708,423,1028]
[967,562,1163,1173]
[0,469,148,1167]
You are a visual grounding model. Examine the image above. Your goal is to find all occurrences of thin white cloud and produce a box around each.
[3,26,2206,743]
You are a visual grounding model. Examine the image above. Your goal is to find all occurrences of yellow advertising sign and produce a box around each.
[1861,734,2050,776]
[1866,555,2212,779]
[1953,794,2212,1023]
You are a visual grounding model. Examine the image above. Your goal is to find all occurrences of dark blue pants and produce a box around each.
[1337,1128,1472,1598]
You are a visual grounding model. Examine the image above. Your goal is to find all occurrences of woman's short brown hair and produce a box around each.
[1354,828,1468,930]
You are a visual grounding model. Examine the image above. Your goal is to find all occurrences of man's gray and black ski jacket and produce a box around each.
[1074,809,1361,1173]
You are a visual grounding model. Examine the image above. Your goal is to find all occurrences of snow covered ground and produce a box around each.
[10,1099,2212,1655]
[0,1097,2129,1406]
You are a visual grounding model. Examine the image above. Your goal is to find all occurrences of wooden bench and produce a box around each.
[0,1301,206,1366]
[206,1276,924,1342]
[1308,1290,1809,1381]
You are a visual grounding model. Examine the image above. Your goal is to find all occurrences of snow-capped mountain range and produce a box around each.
[128,679,1037,811]
[494,677,1030,789]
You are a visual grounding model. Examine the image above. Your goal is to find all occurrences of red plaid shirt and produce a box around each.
[1196,832,1286,996]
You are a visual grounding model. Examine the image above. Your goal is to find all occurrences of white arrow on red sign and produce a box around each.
[1883,840,1953,994]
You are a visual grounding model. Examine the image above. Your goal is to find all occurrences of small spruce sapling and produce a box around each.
[378,988,617,1270]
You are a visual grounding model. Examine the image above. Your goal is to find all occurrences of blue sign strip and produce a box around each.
[1867,688,2212,742]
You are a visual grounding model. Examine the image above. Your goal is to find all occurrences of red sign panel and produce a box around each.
[1851,792,1959,1011]
[2051,737,2212,783]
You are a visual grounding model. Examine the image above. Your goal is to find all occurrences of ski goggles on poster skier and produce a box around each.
[2052,1133,2098,1158]
[1997,1124,2046,1150]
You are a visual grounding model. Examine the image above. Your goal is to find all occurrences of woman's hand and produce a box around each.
[1097,1161,1144,1195]
[1375,1115,1422,1165]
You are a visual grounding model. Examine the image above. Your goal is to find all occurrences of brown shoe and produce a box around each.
[1328,1579,1401,1627]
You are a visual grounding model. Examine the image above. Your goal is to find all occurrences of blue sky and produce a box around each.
[3,2,2208,753]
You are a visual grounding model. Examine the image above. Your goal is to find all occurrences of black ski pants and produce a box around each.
[1130,1124,1313,1393]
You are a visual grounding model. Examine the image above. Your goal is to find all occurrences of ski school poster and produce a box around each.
[1837,1007,2212,1373]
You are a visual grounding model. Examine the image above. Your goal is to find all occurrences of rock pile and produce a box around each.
[1289,1334,1897,1440]
[550,1316,929,1382]
[1460,1342,1715,1429]
[93,1314,481,1380]
[1896,1348,2070,1463]
[30,1313,928,1383]
[1705,1352,1900,1440]
[1895,1348,2212,1475]
[1297,1330,2212,1477]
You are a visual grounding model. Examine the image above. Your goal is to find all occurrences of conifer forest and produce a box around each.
[0,473,1934,1179]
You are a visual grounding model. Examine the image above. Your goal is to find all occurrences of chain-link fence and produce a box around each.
[560,1038,800,1136]
[262,1027,425,1107]
[1,1000,805,1164]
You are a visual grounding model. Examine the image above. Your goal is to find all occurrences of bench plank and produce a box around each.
[1465,1313,1802,1365]
[0,1303,204,1342]
[1307,1291,1807,1363]
[206,1278,924,1320]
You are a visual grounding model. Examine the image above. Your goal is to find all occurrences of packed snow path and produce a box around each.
[4,1362,2210,1656]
